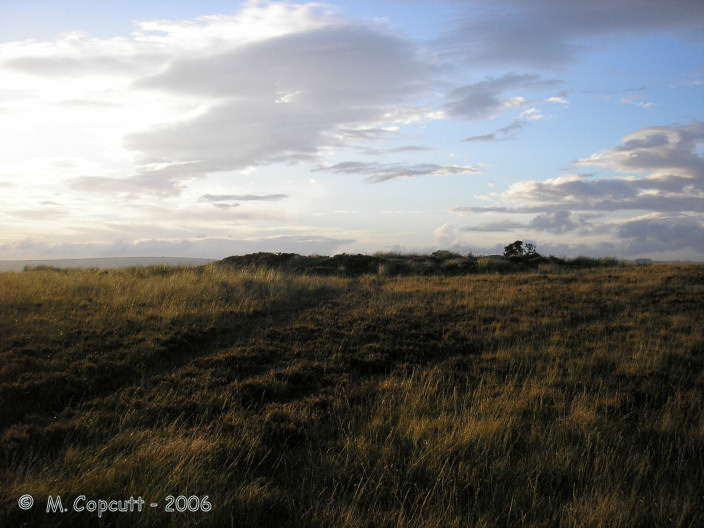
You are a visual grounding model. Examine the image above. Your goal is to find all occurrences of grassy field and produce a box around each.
[1,258,703,527]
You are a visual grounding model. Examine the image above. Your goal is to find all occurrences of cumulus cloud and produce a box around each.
[528,210,595,234]
[461,122,704,214]
[616,214,704,254]
[454,122,704,256]
[574,121,704,177]
[313,161,481,183]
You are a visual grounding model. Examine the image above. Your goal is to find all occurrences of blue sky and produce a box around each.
[1,0,702,260]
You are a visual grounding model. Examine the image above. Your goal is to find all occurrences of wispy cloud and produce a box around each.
[362,145,432,156]
[200,194,288,202]
[443,73,560,120]
[314,161,481,183]
[463,120,524,142]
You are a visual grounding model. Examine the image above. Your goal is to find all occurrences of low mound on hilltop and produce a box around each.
[218,251,622,277]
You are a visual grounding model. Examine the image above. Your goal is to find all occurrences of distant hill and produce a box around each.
[0,256,214,272]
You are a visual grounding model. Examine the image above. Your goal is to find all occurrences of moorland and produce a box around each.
[1,252,702,527]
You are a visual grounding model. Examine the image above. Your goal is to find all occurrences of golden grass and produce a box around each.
[1,263,702,526]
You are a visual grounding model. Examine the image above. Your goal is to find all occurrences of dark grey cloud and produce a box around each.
[444,0,704,68]
[314,161,481,184]
[529,210,583,234]
[456,212,595,235]
[617,214,704,254]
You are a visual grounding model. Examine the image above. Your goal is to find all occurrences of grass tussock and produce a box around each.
[1,260,703,527]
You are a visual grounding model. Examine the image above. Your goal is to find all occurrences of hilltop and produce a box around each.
[219,250,621,276]
[1,261,702,527]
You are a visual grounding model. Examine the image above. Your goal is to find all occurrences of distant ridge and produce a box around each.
[0,257,214,272]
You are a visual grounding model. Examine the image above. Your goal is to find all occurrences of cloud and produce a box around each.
[66,161,205,197]
[460,122,704,214]
[1,4,434,195]
[126,23,431,177]
[443,73,558,120]
[444,0,704,68]
[574,121,704,177]
[619,95,656,109]
[200,194,288,202]
[68,174,184,197]
[198,193,288,209]
[461,219,525,232]
[463,120,524,142]
[433,222,459,247]
[314,161,481,183]
[0,234,355,260]
[616,214,704,254]
[362,145,432,156]
[453,122,704,256]
[529,210,582,234]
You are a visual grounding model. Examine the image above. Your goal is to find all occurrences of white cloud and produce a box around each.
[0,3,433,197]
[434,222,460,246]
[574,121,704,178]
[461,122,704,213]
[619,95,656,109]
[123,23,431,180]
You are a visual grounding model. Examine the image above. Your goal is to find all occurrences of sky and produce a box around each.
[0,0,702,261]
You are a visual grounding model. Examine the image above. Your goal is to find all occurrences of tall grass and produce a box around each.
[1,263,702,526]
